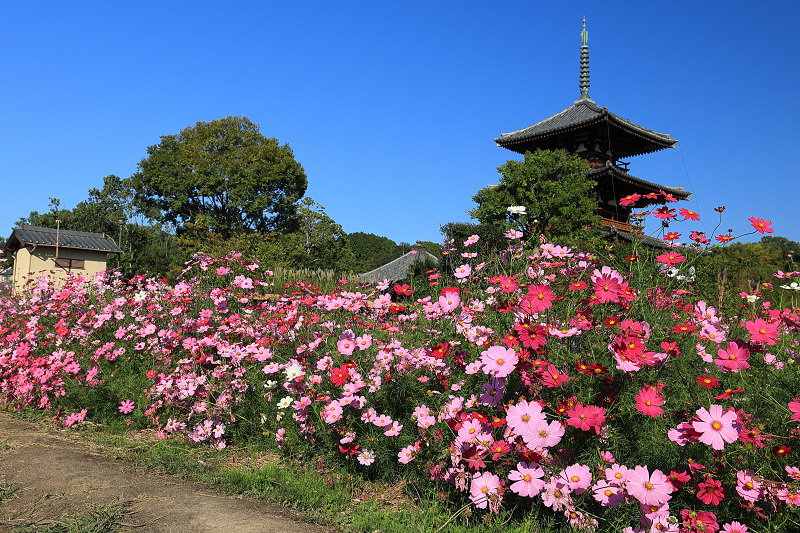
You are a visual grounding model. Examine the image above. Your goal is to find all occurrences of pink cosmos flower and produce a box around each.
[721,522,749,533]
[438,290,461,313]
[480,345,519,378]
[522,420,564,449]
[357,449,376,466]
[592,480,623,507]
[454,264,472,279]
[508,462,545,497]
[464,234,480,246]
[635,387,664,417]
[625,465,673,506]
[714,341,750,372]
[505,400,545,435]
[560,463,592,494]
[693,404,740,450]
[470,471,502,509]
[655,251,686,267]
[118,399,135,414]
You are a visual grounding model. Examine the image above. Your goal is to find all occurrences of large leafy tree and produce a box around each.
[131,116,307,237]
[468,149,601,240]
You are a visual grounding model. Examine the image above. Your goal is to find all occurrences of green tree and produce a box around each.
[348,232,402,272]
[284,198,355,272]
[131,116,307,237]
[468,149,601,240]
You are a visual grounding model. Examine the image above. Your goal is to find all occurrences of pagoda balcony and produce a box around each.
[600,217,643,234]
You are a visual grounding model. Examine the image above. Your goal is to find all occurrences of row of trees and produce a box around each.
[14,116,434,277]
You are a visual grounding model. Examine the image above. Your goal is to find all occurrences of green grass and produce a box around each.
[12,500,129,533]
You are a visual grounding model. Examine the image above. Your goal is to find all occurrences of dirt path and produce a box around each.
[0,413,333,532]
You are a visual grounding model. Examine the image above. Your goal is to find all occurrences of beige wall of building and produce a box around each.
[12,245,109,291]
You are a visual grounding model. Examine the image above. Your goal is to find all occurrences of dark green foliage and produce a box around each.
[468,149,602,241]
[348,232,402,272]
[131,116,308,237]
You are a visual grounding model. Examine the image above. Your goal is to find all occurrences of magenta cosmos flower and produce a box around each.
[480,345,519,378]
[692,404,740,450]
[625,465,673,506]
[635,387,664,417]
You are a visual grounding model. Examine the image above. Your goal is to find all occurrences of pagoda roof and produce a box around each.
[587,164,690,202]
[495,99,677,159]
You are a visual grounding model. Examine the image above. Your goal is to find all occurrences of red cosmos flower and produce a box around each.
[655,251,686,267]
[430,343,451,359]
[568,281,588,290]
[680,208,701,221]
[672,322,696,334]
[497,275,519,294]
[625,254,638,261]
[668,469,690,490]
[389,304,405,313]
[698,477,725,505]
[696,375,720,389]
[654,206,677,220]
[500,333,518,347]
[329,365,350,386]
[619,193,641,206]
[660,190,678,203]
[714,206,726,212]
[339,443,360,455]
[664,231,682,241]
[644,192,659,200]
[773,445,791,457]
[488,440,511,460]
[749,216,774,234]
[716,234,734,243]
[586,363,608,376]
[604,316,620,328]
[714,387,744,400]
[690,231,711,244]
[394,283,414,296]
[542,364,569,388]
[440,287,460,298]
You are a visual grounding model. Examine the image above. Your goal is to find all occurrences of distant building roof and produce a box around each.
[5,225,122,254]
[358,248,439,283]
[495,99,677,159]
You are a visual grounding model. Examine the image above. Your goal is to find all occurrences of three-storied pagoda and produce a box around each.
[494,20,689,236]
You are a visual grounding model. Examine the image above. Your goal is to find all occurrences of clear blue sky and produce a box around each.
[2,2,797,247]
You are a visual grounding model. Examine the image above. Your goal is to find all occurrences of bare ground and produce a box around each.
[0,413,333,533]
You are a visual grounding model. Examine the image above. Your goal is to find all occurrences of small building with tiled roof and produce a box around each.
[4,225,122,291]
[358,246,439,283]
[495,20,690,235]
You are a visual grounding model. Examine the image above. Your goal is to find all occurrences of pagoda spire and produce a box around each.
[576,18,595,104]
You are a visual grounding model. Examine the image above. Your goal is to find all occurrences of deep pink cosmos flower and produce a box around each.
[745,318,780,345]
[749,216,774,234]
[698,477,726,505]
[520,284,556,314]
[715,341,751,372]
[635,387,664,417]
[118,399,135,414]
[693,404,740,450]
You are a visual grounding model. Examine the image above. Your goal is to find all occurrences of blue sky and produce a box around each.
[2,2,798,247]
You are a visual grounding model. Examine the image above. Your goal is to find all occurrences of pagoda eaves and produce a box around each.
[495,99,677,161]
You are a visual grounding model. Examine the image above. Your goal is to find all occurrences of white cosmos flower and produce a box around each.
[507,206,527,215]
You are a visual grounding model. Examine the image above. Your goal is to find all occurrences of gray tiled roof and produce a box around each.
[495,100,676,151]
[587,165,691,200]
[358,249,439,283]
[6,225,122,253]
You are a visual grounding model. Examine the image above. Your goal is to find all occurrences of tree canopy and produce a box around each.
[131,116,307,237]
[468,149,600,240]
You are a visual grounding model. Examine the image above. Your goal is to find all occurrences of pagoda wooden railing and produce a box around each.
[600,217,643,234]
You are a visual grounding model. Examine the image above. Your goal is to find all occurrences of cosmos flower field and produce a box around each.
[1,203,799,532]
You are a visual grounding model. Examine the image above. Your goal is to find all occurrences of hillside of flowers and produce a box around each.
[1,200,799,533]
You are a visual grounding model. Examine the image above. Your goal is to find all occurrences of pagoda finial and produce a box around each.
[576,18,594,104]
